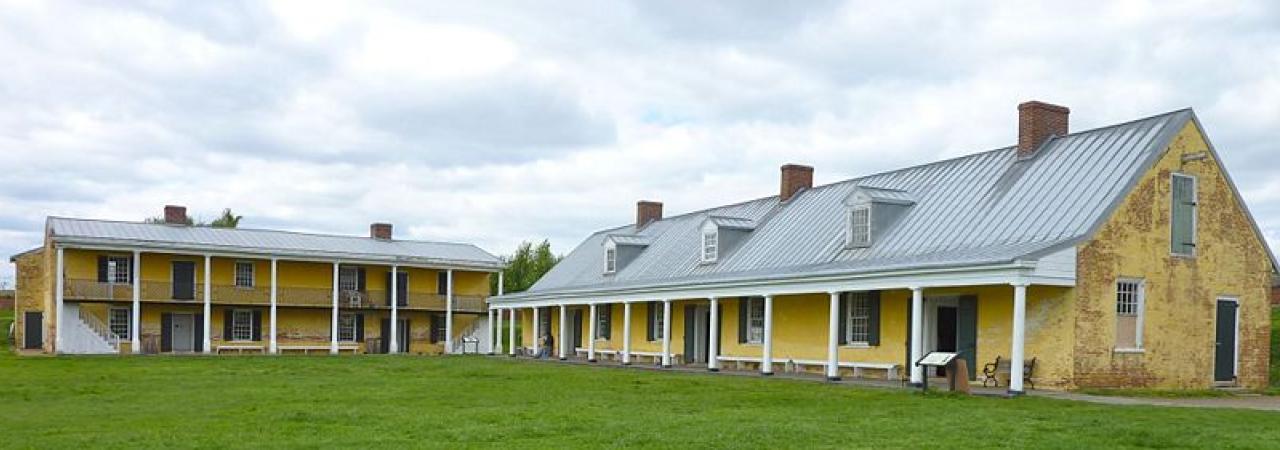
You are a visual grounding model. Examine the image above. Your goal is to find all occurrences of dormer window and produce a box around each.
[605,247,617,273]
[843,186,913,249]
[849,206,871,247]
[702,230,719,263]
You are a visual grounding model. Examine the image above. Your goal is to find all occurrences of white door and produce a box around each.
[172,314,194,352]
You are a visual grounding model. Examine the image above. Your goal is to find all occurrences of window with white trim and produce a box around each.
[107,255,131,283]
[702,230,719,263]
[746,297,765,344]
[605,247,617,274]
[338,266,359,292]
[109,307,130,339]
[338,313,357,342]
[231,309,254,342]
[1115,279,1145,350]
[234,262,254,288]
[844,292,871,345]
[849,206,871,247]
[1171,173,1197,256]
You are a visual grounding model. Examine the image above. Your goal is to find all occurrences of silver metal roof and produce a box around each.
[848,186,916,205]
[607,234,653,246]
[48,217,502,270]
[506,109,1210,300]
[706,216,757,230]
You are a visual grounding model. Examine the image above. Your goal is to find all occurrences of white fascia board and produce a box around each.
[53,239,504,272]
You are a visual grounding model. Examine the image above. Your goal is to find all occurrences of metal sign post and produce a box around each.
[915,351,958,392]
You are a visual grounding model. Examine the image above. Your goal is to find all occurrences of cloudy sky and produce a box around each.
[1,0,1278,284]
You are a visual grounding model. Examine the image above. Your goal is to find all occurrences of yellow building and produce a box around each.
[492,101,1276,393]
[10,208,503,356]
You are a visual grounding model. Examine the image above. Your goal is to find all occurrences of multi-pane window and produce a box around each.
[596,304,612,340]
[107,256,131,283]
[650,302,664,340]
[702,230,719,262]
[109,307,130,339]
[231,309,254,341]
[1171,174,1197,256]
[338,313,357,342]
[844,292,871,344]
[338,266,359,292]
[849,206,871,247]
[605,247,617,273]
[746,297,765,344]
[234,262,254,288]
[1115,279,1145,350]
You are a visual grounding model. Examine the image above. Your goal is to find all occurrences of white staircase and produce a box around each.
[60,303,120,354]
[451,315,491,354]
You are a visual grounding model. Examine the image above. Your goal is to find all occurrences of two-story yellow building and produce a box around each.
[11,207,503,356]
[492,101,1276,393]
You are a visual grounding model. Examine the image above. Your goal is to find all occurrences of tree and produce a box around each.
[209,209,242,228]
[491,240,562,295]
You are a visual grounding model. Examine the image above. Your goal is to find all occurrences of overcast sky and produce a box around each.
[2,1,1278,284]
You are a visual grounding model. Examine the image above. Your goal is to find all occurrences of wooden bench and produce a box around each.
[215,344,266,354]
[982,356,1036,389]
[278,344,360,355]
[715,356,900,380]
[573,348,618,360]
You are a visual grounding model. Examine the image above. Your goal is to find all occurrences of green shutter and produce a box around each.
[837,294,848,346]
[867,291,881,347]
[738,297,749,344]
[646,302,656,341]
[1171,174,1196,255]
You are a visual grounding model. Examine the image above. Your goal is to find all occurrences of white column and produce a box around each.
[389,265,398,354]
[910,286,924,386]
[532,306,540,356]
[487,308,495,355]
[330,262,339,354]
[202,254,211,355]
[507,308,516,356]
[54,246,64,353]
[269,258,278,354]
[587,303,597,362]
[827,292,840,380]
[661,299,672,368]
[761,295,774,375]
[708,297,720,371]
[445,269,454,354]
[1010,282,1029,395]
[494,307,503,354]
[558,304,567,360]
[131,250,141,353]
[494,271,504,355]
[622,302,632,365]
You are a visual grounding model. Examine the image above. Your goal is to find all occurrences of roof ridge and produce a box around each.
[47,216,484,249]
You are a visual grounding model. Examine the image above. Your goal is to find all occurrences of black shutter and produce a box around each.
[357,268,367,292]
[646,302,656,341]
[437,271,448,295]
[683,305,695,359]
[838,293,848,346]
[223,309,233,341]
[397,272,409,306]
[385,271,394,305]
[356,314,365,342]
[429,314,442,343]
[380,319,391,353]
[716,303,723,356]
[738,297,748,344]
[403,320,410,353]
[97,256,108,282]
[252,310,263,341]
[904,300,913,370]
[161,313,172,352]
[194,314,204,352]
[867,291,881,347]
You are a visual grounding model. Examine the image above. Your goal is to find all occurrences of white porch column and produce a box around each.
[827,292,840,380]
[622,302,632,365]
[1010,282,1029,395]
[131,250,141,353]
[558,304,567,360]
[587,303,597,362]
[389,265,398,354]
[54,246,64,353]
[762,295,774,375]
[487,308,495,355]
[445,269,454,354]
[203,254,211,354]
[532,306,540,356]
[507,308,516,356]
[910,286,924,386]
[661,299,672,368]
[269,258,278,354]
[494,307,504,354]
[708,297,720,372]
[330,262,339,354]
[494,271,504,355]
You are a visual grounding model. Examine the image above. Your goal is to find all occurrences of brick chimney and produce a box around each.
[636,201,663,228]
[780,164,813,202]
[370,223,393,240]
[163,205,187,225]
[1017,101,1070,158]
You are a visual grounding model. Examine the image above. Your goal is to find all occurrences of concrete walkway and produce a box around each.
[1029,390,1280,412]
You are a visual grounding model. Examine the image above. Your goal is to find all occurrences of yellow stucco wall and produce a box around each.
[12,249,48,351]
[1073,121,1274,389]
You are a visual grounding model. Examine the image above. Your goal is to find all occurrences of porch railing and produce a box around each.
[63,278,487,311]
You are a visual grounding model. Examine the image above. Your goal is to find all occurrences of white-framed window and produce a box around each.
[1171,173,1197,256]
[231,309,254,342]
[339,266,359,292]
[595,304,612,340]
[338,313,358,342]
[702,229,719,263]
[109,307,130,339]
[844,292,871,345]
[649,302,665,341]
[1115,279,1145,350]
[849,206,871,247]
[605,247,617,274]
[106,255,131,283]
[234,261,254,288]
[746,297,765,344]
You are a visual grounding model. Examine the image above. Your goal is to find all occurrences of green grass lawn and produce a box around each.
[1,353,1279,448]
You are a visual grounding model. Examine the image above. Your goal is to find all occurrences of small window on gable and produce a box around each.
[702,230,718,263]
[849,206,871,247]
[1171,173,1197,256]
[605,247,617,274]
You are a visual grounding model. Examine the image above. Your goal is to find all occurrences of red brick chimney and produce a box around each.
[1018,101,1070,158]
[163,205,188,225]
[636,201,663,228]
[370,223,393,240]
[780,164,813,202]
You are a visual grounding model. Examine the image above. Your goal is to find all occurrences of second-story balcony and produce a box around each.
[64,278,488,312]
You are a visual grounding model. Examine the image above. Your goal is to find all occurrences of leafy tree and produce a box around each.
[491,240,562,295]
[209,209,242,228]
